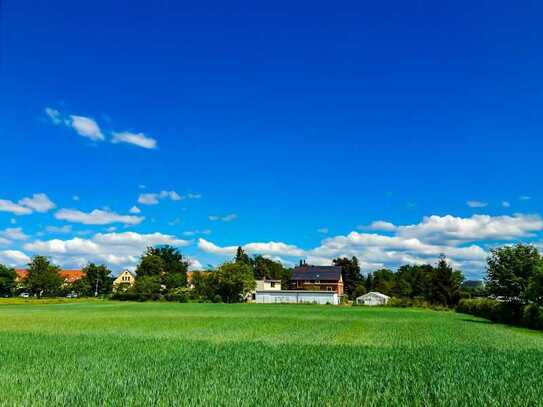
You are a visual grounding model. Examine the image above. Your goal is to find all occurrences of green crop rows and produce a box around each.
[0,302,542,406]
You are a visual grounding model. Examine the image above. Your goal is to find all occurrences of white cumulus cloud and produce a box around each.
[0,250,31,267]
[55,208,144,225]
[0,199,33,215]
[188,258,203,270]
[467,200,488,208]
[198,238,305,257]
[112,132,157,149]
[209,214,237,222]
[396,214,543,243]
[0,193,55,215]
[45,225,73,234]
[45,107,62,124]
[138,190,184,205]
[360,221,397,232]
[24,232,190,270]
[19,193,56,213]
[196,213,543,278]
[0,228,29,241]
[69,115,104,141]
[45,107,159,150]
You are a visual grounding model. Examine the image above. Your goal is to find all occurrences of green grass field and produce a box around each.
[0,301,542,406]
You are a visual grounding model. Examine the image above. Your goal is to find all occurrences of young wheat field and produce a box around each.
[0,301,542,406]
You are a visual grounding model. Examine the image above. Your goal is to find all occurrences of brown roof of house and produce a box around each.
[291,266,342,281]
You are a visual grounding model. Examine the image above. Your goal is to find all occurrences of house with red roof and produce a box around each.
[16,269,86,285]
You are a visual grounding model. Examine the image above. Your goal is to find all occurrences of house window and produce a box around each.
[327,287,333,292]
[270,282,276,288]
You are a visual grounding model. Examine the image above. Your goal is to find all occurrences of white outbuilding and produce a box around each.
[356,292,390,306]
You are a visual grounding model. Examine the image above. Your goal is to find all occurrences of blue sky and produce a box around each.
[1,1,542,278]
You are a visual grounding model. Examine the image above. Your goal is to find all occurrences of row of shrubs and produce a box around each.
[111,287,193,303]
[456,298,543,330]
[384,297,450,311]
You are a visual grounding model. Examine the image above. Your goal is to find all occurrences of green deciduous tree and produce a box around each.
[79,263,113,296]
[333,257,363,299]
[146,246,189,289]
[526,263,543,306]
[133,276,162,301]
[372,268,396,296]
[191,271,215,300]
[0,264,16,296]
[192,262,256,303]
[486,244,541,303]
[395,264,433,299]
[364,260,463,306]
[353,282,367,298]
[25,256,63,297]
[136,254,166,278]
[215,262,256,303]
[253,255,284,280]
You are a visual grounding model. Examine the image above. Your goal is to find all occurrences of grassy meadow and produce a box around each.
[0,301,542,406]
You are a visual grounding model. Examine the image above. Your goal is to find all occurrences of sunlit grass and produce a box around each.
[0,302,542,405]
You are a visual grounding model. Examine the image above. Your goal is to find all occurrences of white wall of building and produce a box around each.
[356,292,390,306]
[255,280,281,291]
[256,290,339,305]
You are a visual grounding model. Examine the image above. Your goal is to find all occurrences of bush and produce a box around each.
[110,290,139,301]
[457,298,499,320]
[165,288,191,303]
[523,304,543,330]
[339,295,350,305]
[386,297,448,311]
[493,301,523,324]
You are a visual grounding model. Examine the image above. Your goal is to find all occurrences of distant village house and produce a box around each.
[112,270,136,288]
[255,265,344,305]
[290,265,344,295]
[16,269,85,285]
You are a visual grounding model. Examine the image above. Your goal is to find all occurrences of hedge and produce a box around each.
[456,298,543,330]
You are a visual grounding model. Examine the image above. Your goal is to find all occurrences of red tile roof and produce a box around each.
[186,271,210,284]
[15,269,28,280]
[15,269,85,283]
[60,270,86,283]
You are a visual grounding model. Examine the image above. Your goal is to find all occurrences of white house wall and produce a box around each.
[256,291,339,305]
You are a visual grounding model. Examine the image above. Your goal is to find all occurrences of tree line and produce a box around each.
[3,242,543,324]
[0,245,469,306]
[117,246,291,302]
[0,256,113,298]
[332,255,467,306]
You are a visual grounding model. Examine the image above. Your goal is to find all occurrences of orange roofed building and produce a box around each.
[186,271,211,288]
[16,269,86,284]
